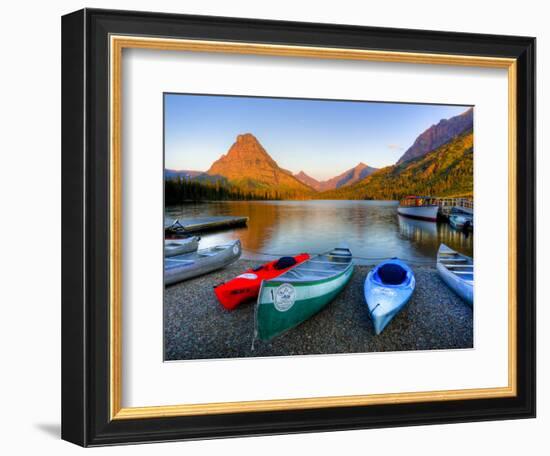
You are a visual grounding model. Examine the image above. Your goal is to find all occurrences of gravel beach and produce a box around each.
[164,259,473,360]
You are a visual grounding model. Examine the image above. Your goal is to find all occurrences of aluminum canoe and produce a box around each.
[436,243,473,306]
[164,240,241,286]
[164,236,200,257]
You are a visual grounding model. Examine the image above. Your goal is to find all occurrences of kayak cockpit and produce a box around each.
[371,262,413,287]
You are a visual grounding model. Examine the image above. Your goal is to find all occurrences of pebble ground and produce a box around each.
[164,260,473,361]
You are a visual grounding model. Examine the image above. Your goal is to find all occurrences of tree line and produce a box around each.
[164,178,310,203]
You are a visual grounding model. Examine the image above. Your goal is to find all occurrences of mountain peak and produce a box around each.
[397,108,473,164]
[328,162,377,189]
[206,134,312,195]
[213,133,277,167]
[236,133,259,144]
[318,130,473,200]
[294,163,378,191]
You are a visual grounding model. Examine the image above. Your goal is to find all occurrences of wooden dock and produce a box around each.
[435,197,474,217]
[165,216,249,233]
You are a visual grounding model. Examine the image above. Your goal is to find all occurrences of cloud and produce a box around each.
[387,143,404,151]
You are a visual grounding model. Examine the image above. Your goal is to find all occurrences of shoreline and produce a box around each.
[165,195,473,204]
[164,259,473,361]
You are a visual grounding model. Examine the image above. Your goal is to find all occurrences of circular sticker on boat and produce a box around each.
[274,283,296,312]
[237,273,257,280]
[232,244,240,255]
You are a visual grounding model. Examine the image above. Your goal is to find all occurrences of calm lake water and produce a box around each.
[165,200,473,265]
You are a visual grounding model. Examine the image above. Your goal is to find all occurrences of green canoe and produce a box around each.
[255,246,354,341]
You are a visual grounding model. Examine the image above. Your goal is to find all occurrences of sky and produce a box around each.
[164,94,470,181]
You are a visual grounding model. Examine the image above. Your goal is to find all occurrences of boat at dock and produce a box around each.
[436,197,474,218]
[449,213,473,231]
[255,246,354,341]
[164,240,241,286]
[214,253,310,310]
[397,196,439,221]
[364,258,416,335]
[164,236,200,257]
[436,244,473,306]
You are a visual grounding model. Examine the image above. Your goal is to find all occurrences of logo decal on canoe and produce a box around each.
[232,244,240,255]
[274,283,296,312]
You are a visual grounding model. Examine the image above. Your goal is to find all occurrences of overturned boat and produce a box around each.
[164,240,241,286]
[255,246,354,341]
[364,258,416,335]
[436,244,473,306]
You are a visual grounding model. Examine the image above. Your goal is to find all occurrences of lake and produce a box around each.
[165,200,473,265]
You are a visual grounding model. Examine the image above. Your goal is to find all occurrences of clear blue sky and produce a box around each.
[164,94,470,181]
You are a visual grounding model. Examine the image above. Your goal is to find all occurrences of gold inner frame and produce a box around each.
[109,35,517,420]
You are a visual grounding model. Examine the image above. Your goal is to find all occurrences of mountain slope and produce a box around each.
[207,133,314,197]
[320,162,378,190]
[164,169,203,180]
[397,108,473,164]
[294,163,378,191]
[318,130,473,200]
[294,171,322,191]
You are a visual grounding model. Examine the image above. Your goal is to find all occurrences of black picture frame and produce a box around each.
[62,8,535,447]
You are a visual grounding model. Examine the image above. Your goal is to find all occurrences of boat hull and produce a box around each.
[397,205,439,221]
[214,253,310,310]
[449,214,473,231]
[437,264,473,306]
[256,265,354,341]
[364,259,415,335]
[164,237,200,257]
[164,240,241,286]
[436,244,473,306]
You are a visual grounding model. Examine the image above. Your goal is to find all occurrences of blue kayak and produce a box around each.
[364,259,416,335]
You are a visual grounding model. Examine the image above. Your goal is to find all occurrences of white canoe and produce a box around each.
[436,244,473,306]
[164,237,200,257]
[164,240,241,286]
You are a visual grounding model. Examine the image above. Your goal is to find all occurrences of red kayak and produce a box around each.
[214,253,310,310]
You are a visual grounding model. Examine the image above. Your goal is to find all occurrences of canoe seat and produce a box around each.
[377,263,407,285]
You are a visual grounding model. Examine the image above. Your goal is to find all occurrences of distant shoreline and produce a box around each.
[165,199,400,204]
[164,197,474,205]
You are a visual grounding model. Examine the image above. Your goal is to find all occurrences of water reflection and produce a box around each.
[398,215,473,259]
[166,201,473,265]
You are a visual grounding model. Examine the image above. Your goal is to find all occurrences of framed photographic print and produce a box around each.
[61,8,536,447]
